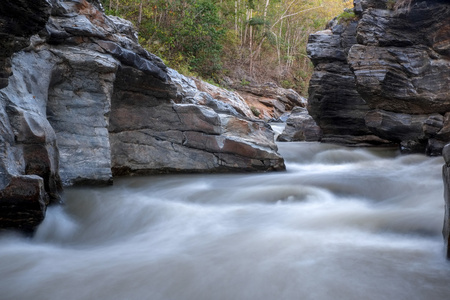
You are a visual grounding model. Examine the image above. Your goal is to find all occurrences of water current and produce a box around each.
[1,135,450,299]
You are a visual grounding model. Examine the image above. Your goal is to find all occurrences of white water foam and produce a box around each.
[1,142,449,300]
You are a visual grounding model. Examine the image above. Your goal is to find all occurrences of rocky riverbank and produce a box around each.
[305,0,450,152]
[305,0,450,259]
[0,0,285,232]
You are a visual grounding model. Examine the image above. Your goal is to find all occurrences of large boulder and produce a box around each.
[0,0,59,233]
[233,82,307,121]
[276,107,322,142]
[307,0,450,153]
[307,22,391,146]
[109,66,284,174]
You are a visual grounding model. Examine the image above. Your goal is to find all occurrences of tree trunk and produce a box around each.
[249,9,253,76]
[235,0,238,34]
[138,0,143,28]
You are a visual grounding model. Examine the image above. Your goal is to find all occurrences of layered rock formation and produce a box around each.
[307,0,450,152]
[0,0,58,233]
[234,83,307,121]
[276,107,322,142]
[0,0,51,89]
[0,0,284,232]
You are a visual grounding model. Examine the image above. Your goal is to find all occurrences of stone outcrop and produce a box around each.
[307,0,450,153]
[0,0,284,233]
[0,0,59,233]
[109,67,284,174]
[276,107,322,142]
[232,82,307,121]
[0,0,51,89]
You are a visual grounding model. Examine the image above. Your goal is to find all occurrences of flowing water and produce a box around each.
[1,140,450,300]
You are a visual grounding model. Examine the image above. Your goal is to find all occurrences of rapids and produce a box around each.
[1,141,450,300]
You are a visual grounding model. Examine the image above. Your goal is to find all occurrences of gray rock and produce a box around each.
[0,0,285,234]
[277,107,322,142]
[306,19,389,146]
[110,66,284,174]
[0,0,51,89]
[307,1,450,152]
[0,175,48,234]
[348,45,450,114]
[365,110,428,142]
[232,82,307,121]
[47,47,118,186]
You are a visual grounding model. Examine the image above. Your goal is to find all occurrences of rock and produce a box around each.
[365,109,428,142]
[442,144,450,259]
[232,82,307,121]
[348,45,450,114]
[46,47,118,186]
[276,107,322,142]
[306,21,384,145]
[307,0,450,259]
[0,0,51,88]
[0,49,62,204]
[0,175,48,234]
[193,78,254,118]
[0,0,285,233]
[110,66,285,174]
[307,0,450,153]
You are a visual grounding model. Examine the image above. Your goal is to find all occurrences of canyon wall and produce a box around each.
[306,0,450,258]
[307,0,450,153]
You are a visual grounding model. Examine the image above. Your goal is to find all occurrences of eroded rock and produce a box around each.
[276,107,322,142]
[307,0,450,152]
[0,0,285,233]
[234,83,307,121]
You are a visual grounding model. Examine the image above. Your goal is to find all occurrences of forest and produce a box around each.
[100,0,353,95]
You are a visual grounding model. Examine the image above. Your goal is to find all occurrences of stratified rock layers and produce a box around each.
[0,0,284,232]
[307,0,450,152]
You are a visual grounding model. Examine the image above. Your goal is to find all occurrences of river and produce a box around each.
[1,140,450,300]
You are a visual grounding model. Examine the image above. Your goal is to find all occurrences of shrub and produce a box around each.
[241,79,250,86]
[250,106,260,117]
[337,10,357,24]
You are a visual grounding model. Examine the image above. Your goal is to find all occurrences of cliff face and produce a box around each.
[0,0,285,233]
[307,0,450,153]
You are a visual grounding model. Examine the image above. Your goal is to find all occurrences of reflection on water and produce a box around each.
[1,142,450,300]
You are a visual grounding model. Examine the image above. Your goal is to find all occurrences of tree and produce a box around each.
[100,0,353,93]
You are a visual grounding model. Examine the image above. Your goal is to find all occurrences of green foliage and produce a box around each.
[248,17,269,27]
[281,80,295,89]
[240,79,250,86]
[174,0,225,77]
[250,106,261,117]
[100,0,354,93]
[337,10,357,24]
